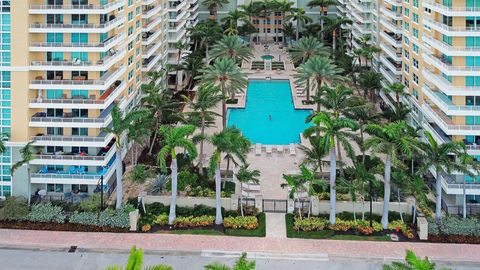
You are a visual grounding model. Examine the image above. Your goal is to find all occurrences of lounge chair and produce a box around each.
[69,166,77,174]
[266,145,272,155]
[289,143,296,156]
[255,143,262,156]
[277,145,284,154]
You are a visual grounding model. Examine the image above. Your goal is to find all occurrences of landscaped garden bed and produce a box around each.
[0,196,132,233]
[138,202,265,237]
[285,212,415,241]
[427,216,480,244]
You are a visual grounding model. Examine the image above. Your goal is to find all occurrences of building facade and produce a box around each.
[365,0,480,211]
[2,0,197,200]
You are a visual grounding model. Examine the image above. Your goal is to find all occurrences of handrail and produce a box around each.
[30,16,124,29]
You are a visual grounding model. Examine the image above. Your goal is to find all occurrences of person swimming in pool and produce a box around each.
[269,115,272,121]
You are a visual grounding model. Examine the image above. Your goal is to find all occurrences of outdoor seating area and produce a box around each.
[37,165,110,176]
[251,61,265,70]
[253,143,296,156]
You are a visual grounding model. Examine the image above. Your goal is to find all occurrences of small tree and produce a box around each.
[11,141,34,204]
[236,164,260,217]
[383,250,448,270]
[204,253,256,270]
[104,246,173,270]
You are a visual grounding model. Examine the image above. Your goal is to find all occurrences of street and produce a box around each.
[0,248,477,270]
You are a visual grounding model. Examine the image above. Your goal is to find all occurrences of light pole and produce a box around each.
[100,175,104,211]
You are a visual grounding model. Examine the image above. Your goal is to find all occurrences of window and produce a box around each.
[413,58,419,69]
[71,109,88,118]
[412,43,419,53]
[413,74,419,84]
[404,64,409,73]
[413,28,419,38]
[404,51,410,59]
[413,0,419,8]
[404,8,409,17]
[128,11,133,21]
[71,14,88,25]
[443,35,452,45]
[413,13,419,23]
[128,56,133,65]
[71,128,88,136]
[71,184,88,193]
[128,26,133,36]
[404,36,409,45]
[71,33,88,44]
[47,184,63,193]
[404,22,409,31]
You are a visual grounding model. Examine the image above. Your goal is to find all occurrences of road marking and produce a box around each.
[201,250,329,261]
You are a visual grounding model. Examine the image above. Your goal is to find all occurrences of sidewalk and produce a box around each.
[265,213,286,238]
[1,229,480,263]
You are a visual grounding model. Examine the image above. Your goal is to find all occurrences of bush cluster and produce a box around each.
[0,197,29,221]
[428,216,480,236]
[224,216,258,230]
[69,206,131,228]
[25,203,65,223]
[173,215,215,228]
[293,217,328,231]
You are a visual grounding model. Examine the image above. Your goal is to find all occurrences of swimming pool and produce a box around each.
[227,80,312,145]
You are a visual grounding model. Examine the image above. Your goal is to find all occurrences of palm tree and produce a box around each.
[239,2,259,44]
[210,35,253,63]
[383,250,445,270]
[298,165,327,217]
[299,136,328,174]
[11,141,34,204]
[281,173,307,219]
[304,112,358,224]
[358,70,382,101]
[319,84,360,118]
[221,9,247,31]
[287,36,329,64]
[364,121,420,228]
[102,106,147,209]
[141,79,179,156]
[277,0,295,44]
[105,246,173,270]
[236,164,260,217]
[344,102,379,163]
[323,16,352,58]
[307,0,337,42]
[204,253,256,270]
[384,82,409,105]
[184,84,223,170]
[157,125,198,224]
[180,54,205,91]
[202,0,230,21]
[295,56,343,102]
[209,127,251,225]
[383,103,412,122]
[127,117,151,166]
[286,8,313,41]
[198,57,248,129]
[282,22,295,46]
[173,41,188,91]
[404,173,428,224]
[345,162,379,222]
[419,131,470,221]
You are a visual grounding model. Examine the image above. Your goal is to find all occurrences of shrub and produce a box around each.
[98,208,130,228]
[154,214,168,226]
[0,196,29,221]
[178,170,198,191]
[224,216,258,230]
[173,215,214,228]
[388,220,407,233]
[141,224,151,232]
[328,218,356,231]
[238,206,258,216]
[128,164,154,183]
[78,194,101,212]
[431,216,480,236]
[293,217,328,231]
[186,186,216,197]
[26,203,65,223]
[69,211,99,226]
[147,174,170,195]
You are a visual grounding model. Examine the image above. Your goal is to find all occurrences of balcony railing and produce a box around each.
[31,49,124,68]
[423,102,480,132]
[30,33,125,49]
[33,146,115,161]
[423,53,480,73]
[423,0,480,13]
[424,18,480,33]
[30,16,124,30]
[29,0,126,12]
[423,84,480,112]
[30,66,125,88]
[32,134,110,143]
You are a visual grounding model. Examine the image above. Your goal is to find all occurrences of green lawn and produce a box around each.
[285,214,391,241]
[155,213,266,237]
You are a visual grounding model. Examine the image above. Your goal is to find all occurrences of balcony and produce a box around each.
[379,55,402,75]
[29,0,126,14]
[30,81,125,110]
[383,0,402,6]
[29,16,125,33]
[142,30,163,46]
[29,102,116,128]
[143,4,163,19]
[29,66,126,91]
[422,34,480,56]
[168,1,187,12]
[31,144,116,167]
[439,172,480,195]
[380,7,401,20]
[29,33,125,53]
[422,102,480,136]
[349,1,370,13]
[423,53,480,76]
[379,66,400,84]
[380,43,402,61]
[380,31,402,48]
[422,84,480,116]
[421,119,451,144]
[143,41,164,59]
[30,49,126,71]
[423,18,480,36]
[142,14,163,32]
[422,69,480,96]
[379,17,402,34]
[423,0,480,16]
[351,23,370,35]
[168,28,187,43]
[32,131,114,148]
[142,53,164,72]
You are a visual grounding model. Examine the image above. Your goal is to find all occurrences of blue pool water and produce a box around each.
[227,80,313,145]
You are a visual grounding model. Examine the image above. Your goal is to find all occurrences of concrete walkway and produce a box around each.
[1,229,480,264]
[265,213,286,238]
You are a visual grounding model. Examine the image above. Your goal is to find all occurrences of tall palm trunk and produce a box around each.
[435,169,443,221]
[381,154,392,229]
[320,8,325,42]
[336,137,344,177]
[198,116,206,170]
[176,50,182,91]
[296,20,300,41]
[215,166,223,225]
[329,147,337,224]
[296,196,302,219]
[360,128,366,163]
[222,99,227,129]
[168,158,178,224]
[206,43,210,65]
[115,148,123,210]
[306,79,310,101]
[332,30,337,60]
[240,184,244,217]
[27,165,32,205]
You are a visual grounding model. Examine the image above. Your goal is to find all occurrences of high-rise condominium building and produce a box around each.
[341,0,480,212]
[1,0,198,200]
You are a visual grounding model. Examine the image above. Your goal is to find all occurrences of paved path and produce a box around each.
[265,213,286,238]
[1,229,480,264]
